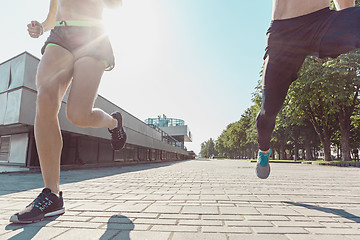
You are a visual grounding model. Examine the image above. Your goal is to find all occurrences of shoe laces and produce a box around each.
[110,127,125,140]
[28,192,53,212]
[258,149,271,167]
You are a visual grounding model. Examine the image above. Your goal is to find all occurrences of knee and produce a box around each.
[66,106,90,127]
[256,109,277,130]
[36,88,60,117]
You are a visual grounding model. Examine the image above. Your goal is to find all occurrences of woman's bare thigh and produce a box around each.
[36,45,74,103]
[66,56,105,115]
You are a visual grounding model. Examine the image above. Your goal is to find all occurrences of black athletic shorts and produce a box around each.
[41,21,115,71]
[264,6,360,86]
[257,7,360,150]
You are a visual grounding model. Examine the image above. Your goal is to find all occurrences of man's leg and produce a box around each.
[255,52,306,179]
[35,46,74,194]
[256,55,302,151]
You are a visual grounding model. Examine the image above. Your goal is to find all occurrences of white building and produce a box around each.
[0,52,190,170]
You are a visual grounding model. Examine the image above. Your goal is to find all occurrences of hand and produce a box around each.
[27,21,43,38]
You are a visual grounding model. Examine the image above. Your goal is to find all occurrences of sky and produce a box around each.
[0,0,273,154]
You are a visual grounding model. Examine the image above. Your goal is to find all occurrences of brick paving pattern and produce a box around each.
[0,159,360,239]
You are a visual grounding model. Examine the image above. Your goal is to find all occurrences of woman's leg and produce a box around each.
[66,56,117,130]
[35,45,74,194]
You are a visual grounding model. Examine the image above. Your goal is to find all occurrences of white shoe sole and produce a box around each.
[44,208,65,217]
[10,208,65,224]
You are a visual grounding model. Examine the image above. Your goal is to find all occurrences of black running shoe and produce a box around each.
[9,188,65,224]
[108,112,127,150]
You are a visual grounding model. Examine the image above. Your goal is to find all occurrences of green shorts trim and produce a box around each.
[45,43,60,49]
[55,20,103,27]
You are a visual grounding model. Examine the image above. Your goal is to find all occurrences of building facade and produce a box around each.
[0,52,189,170]
[145,115,192,149]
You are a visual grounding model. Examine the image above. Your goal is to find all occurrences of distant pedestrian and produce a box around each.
[353,149,359,162]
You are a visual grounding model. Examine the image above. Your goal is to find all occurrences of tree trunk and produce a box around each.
[313,126,331,161]
[305,145,312,160]
[303,138,312,160]
[280,143,286,160]
[309,116,332,161]
[272,149,277,160]
[301,148,305,160]
[338,108,352,161]
[323,128,332,161]
[293,129,299,161]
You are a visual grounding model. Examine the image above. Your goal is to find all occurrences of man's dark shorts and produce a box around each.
[256,7,360,150]
[264,6,360,87]
[41,21,115,71]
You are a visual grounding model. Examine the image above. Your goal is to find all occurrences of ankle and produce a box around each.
[109,118,117,130]
[259,149,270,154]
[51,191,60,198]
[46,186,60,195]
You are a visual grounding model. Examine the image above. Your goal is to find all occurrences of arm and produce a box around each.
[334,0,355,10]
[27,0,58,38]
[42,0,58,32]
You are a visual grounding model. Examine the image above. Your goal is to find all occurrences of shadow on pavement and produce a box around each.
[0,160,190,197]
[283,201,360,223]
[4,216,60,240]
[100,215,134,240]
[4,215,134,240]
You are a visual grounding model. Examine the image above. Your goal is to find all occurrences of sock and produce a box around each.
[51,192,60,198]
[111,118,119,130]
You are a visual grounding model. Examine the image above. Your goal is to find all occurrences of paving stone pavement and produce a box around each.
[0,159,360,240]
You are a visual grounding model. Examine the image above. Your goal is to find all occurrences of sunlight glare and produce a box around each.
[103,0,167,73]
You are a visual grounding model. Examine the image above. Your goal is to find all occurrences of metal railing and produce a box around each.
[147,124,183,149]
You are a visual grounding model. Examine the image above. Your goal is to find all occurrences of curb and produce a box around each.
[248,160,360,168]
[307,162,360,168]
[250,160,302,164]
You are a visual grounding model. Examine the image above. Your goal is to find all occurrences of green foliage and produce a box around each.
[213,51,360,160]
[200,138,218,158]
[350,104,360,148]
[215,105,259,159]
[330,0,360,9]
[277,47,360,161]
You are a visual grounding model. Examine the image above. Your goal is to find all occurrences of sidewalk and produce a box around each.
[1,159,360,240]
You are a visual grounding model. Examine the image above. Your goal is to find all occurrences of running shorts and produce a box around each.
[41,20,115,71]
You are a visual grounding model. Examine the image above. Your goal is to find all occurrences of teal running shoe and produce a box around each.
[256,149,271,179]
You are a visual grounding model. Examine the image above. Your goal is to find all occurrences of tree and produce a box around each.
[215,122,241,158]
[322,51,360,161]
[288,57,338,161]
[243,105,259,159]
[200,138,218,158]
[214,105,259,159]
[271,97,294,160]
[287,50,360,161]
[351,105,360,151]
